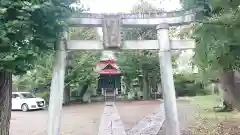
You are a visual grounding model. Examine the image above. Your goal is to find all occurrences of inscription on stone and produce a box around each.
[102,15,122,49]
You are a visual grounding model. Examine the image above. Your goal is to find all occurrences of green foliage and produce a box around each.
[13,51,54,91]
[117,50,160,96]
[118,51,158,76]
[66,27,100,94]
[182,0,240,11]
[13,51,101,94]
[13,27,101,96]
[12,0,182,102]
[116,1,162,100]
[39,91,50,104]
[65,51,101,91]
[117,1,181,100]
[0,0,78,74]
[181,0,240,73]
[174,73,211,96]
[69,27,96,40]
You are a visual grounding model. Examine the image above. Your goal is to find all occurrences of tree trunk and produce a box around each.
[139,76,143,92]
[64,51,72,105]
[0,71,12,135]
[79,80,90,98]
[220,70,240,111]
[142,70,150,100]
[63,86,71,105]
[222,90,234,111]
[215,82,233,112]
[125,78,131,93]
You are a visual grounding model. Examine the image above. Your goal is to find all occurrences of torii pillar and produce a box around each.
[157,23,180,135]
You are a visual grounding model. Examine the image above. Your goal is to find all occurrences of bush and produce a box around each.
[39,92,50,105]
[174,73,210,97]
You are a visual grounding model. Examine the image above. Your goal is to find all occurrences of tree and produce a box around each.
[118,1,179,100]
[182,0,240,110]
[64,27,100,103]
[66,51,100,97]
[13,51,54,92]
[12,27,100,104]
[117,1,160,100]
[117,50,160,99]
[0,0,79,134]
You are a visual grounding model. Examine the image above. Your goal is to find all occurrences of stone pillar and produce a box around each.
[47,32,67,135]
[157,23,180,135]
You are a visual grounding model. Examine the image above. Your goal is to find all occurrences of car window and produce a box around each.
[21,93,36,98]
[12,94,20,98]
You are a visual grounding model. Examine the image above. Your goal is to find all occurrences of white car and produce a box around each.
[12,92,45,112]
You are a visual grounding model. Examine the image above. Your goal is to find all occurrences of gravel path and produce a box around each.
[10,103,104,135]
[10,100,163,135]
[158,100,195,135]
[116,100,161,132]
[127,104,165,135]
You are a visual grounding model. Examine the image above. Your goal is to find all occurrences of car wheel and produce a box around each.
[21,104,29,112]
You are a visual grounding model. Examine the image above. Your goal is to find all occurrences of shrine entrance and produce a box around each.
[96,51,122,102]
[47,5,205,135]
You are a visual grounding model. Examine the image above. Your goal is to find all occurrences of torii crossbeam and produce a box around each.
[47,6,204,135]
[69,7,203,27]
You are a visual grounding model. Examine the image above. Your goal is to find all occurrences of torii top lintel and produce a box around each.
[69,6,204,28]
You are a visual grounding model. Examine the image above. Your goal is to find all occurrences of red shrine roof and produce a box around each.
[95,60,121,75]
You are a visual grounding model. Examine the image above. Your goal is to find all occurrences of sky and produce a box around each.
[75,0,182,37]
[80,0,182,13]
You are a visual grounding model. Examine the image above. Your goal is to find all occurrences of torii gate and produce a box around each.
[47,6,204,135]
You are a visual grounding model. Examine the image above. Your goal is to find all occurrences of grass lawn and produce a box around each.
[188,95,240,135]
